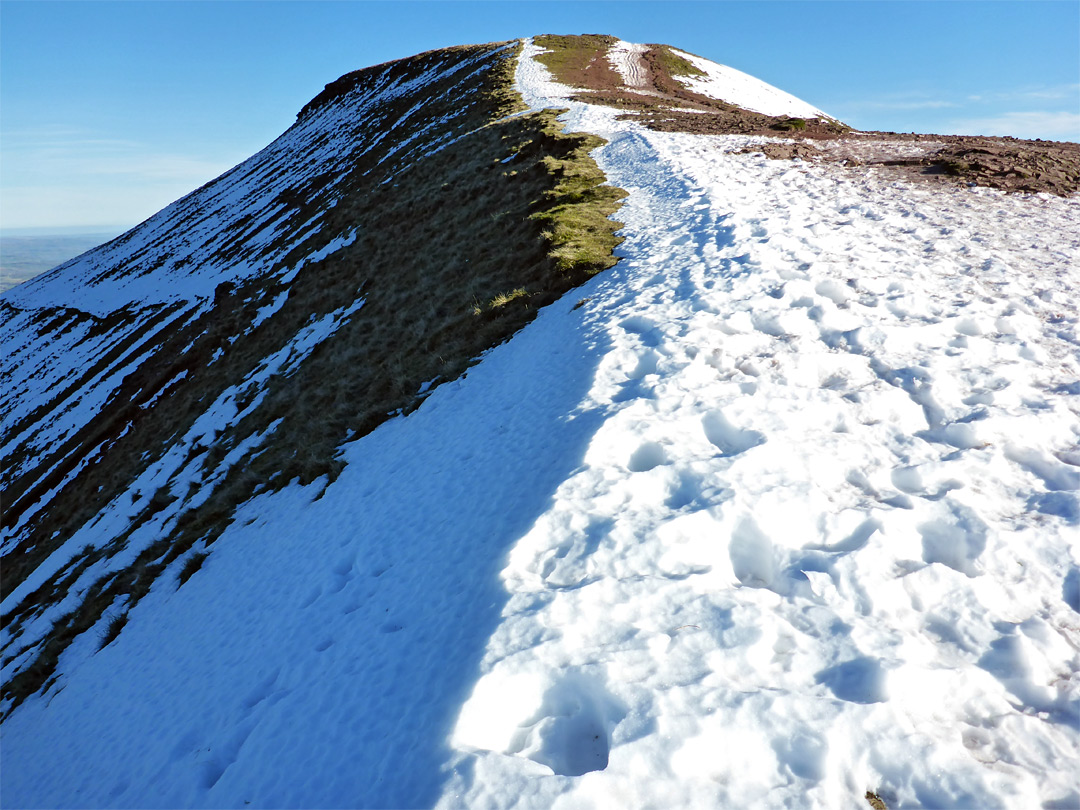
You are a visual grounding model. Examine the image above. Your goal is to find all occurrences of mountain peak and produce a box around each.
[2,35,1078,810]
[526,34,846,136]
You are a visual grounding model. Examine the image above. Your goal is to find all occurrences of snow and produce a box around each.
[607,40,652,91]
[2,37,1079,810]
[668,46,833,120]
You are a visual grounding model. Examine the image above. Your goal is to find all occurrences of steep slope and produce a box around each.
[1,40,625,714]
[3,35,1079,810]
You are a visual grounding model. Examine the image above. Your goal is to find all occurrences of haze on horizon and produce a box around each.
[1,1,1077,233]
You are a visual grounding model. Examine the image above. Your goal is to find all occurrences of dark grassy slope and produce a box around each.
[0,41,625,712]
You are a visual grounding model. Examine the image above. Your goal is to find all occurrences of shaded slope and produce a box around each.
[1,40,625,711]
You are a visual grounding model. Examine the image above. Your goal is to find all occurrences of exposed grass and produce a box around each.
[488,288,530,309]
[772,117,808,132]
[942,159,971,176]
[177,551,209,586]
[2,39,628,712]
[650,45,706,78]
[98,612,128,649]
[530,116,627,277]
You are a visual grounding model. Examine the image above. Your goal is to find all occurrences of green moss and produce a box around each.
[772,117,808,131]
[651,45,706,79]
[529,112,627,276]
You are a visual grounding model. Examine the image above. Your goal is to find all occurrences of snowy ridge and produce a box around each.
[0,44,505,553]
[2,36,1078,810]
[442,39,1080,808]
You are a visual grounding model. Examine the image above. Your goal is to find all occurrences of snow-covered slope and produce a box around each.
[1,41,511,541]
[668,46,832,119]
[3,36,1078,810]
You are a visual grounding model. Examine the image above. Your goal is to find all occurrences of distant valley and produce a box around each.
[0,231,120,293]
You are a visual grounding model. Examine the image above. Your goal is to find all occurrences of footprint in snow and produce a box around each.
[918,500,987,577]
[814,655,887,704]
[628,441,666,472]
[702,411,765,457]
[627,349,659,379]
[729,517,776,589]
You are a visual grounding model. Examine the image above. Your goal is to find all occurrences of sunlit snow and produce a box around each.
[668,45,833,120]
[1,38,1077,810]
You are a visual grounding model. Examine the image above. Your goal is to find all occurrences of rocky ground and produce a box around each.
[740,132,1080,198]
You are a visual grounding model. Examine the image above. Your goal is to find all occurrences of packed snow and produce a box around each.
[2,37,1078,810]
[607,40,652,91]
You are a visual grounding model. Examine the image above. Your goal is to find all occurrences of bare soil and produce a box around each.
[534,34,1080,197]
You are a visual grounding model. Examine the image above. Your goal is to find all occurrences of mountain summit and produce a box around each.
[3,36,1078,810]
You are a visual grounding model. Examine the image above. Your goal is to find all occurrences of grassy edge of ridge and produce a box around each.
[0,40,628,716]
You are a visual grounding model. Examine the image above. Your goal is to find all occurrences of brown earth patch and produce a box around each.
[532,34,1078,197]
[533,34,623,92]
[737,132,1080,197]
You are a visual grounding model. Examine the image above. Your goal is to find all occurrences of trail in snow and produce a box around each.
[1,37,1077,810]
[440,38,1080,810]
[607,41,651,91]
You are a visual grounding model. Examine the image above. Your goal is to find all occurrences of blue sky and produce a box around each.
[2,1,1077,231]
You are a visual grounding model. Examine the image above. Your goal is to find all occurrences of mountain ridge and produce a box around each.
[1,38,624,708]
[2,34,1078,810]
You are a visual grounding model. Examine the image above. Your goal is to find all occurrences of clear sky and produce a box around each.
[2,0,1077,231]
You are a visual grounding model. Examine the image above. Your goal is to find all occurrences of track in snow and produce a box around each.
[607,40,651,91]
[441,38,1080,810]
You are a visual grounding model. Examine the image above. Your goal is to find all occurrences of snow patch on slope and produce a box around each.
[670,47,832,119]
[607,40,651,90]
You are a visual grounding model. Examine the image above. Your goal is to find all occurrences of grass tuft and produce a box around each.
[177,551,209,586]
[488,288,529,309]
[98,612,128,650]
[651,45,706,78]
[772,117,808,132]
